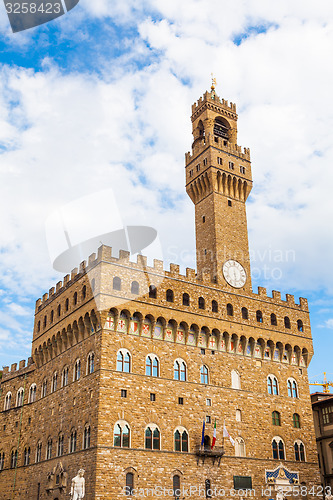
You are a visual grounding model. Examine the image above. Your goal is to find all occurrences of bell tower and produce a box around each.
[185,84,253,292]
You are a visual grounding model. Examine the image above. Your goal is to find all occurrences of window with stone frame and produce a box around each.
[0,452,4,471]
[74,359,81,381]
[83,425,91,449]
[16,388,24,407]
[272,411,281,426]
[294,441,305,462]
[114,422,130,448]
[272,437,285,460]
[126,472,134,496]
[70,430,77,453]
[267,375,279,395]
[146,355,159,377]
[4,392,12,410]
[11,450,17,469]
[174,429,188,452]
[293,413,301,428]
[117,350,131,373]
[24,447,30,466]
[57,434,64,457]
[46,438,52,460]
[62,366,69,387]
[174,360,187,381]
[52,373,58,393]
[200,365,209,384]
[145,426,160,450]
[36,442,42,463]
[322,406,333,425]
[87,352,95,374]
[113,277,121,291]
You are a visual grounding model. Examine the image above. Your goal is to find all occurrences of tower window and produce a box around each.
[240,166,246,174]
[198,297,205,310]
[189,169,193,177]
[202,216,205,223]
[203,158,207,166]
[256,310,263,323]
[196,164,200,172]
[242,307,248,320]
[178,397,184,405]
[166,289,174,302]
[149,285,157,299]
[150,393,156,402]
[271,313,277,326]
[284,316,291,329]
[182,293,190,306]
[228,200,232,207]
[121,389,127,398]
[217,157,222,165]
[131,281,139,295]
[227,303,233,316]
[212,300,218,313]
[229,161,234,170]
[272,411,281,426]
[214,118,229,140]
[113,277,121,291]
[297,320,303,332]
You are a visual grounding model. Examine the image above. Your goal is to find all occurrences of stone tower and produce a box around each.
[185,84,252,292]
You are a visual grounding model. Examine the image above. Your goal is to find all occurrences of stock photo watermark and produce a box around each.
[4,0,80,33]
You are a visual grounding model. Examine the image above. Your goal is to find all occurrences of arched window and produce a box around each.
[214,117,229,140]
[62,366,69,387]
[24,447,30,466]
[16,388,24,407]
[87,353,95,374]
[146,355,159,377]
[294,441,305,462]
[126,472,134,496]
[236,409,242,422]
[46,438,52,459]
[272,411,281,426]
[256,310,263,323]
[114,422,130,448]
[29,384,36,403]
[288,378,298,398]
[267,375,279,395]
[37,320,41,332]
[231,370,241,390]
[41,379,47,398]
[212,300,218,313]
[174,428,188,452]
[145,426,160,450]
[52,373,58,393]
[227,303,233,316]
[293,413,301,428]
[82,285,86,300]
[74,359,81,381]
[65,298,69,311]
[149,285,157,299]
[284,316,291,329]
[271,313,277,326]
[73,292,78,306]
[241,307,248,319]
[4,392,12,410]
[131,281,139,295]
[11,450,18,469]
[183,293,190,306]
[166,289,174,302]
[200,365,209,384]
[297,320,303,332]
[113,277,121,291]
[173,475,181,498]
[36,442,42,463]
[57,304,61,317]
[117,350,131,373]
[83,425,91,449]
[57,434,64,457]
[174,360,187,381]
[0,452,4,471]
[43,315,47,328]
[235,437,246,457]
[205,479,212,498]
[70,430,77,453]
[272,437,285,460]
[199,297,205,310]
[50,310,54,323]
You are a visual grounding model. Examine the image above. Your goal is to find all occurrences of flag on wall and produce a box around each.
[201,419,205,446]
[223,423,235,446]
[211,420,217,449]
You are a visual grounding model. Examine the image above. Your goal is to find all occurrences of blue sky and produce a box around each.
[0,0,333,391]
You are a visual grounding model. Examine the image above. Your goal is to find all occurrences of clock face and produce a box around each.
[222,260,247,288]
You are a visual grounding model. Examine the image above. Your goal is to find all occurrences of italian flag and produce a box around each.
[211,419,217,449]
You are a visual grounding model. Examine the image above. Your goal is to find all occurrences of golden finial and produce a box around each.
[211,73,217,91]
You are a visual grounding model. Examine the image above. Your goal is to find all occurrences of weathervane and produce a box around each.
[211,73,217,91]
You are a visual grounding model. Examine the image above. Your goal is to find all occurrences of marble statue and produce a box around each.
[70,469,85,499]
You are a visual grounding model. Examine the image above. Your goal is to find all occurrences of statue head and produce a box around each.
[78,469,85,477]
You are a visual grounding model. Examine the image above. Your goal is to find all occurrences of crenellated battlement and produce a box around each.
[192,91,237,116]
[2,356,35,380]
[35,244,309,313]
[185,133,251,165]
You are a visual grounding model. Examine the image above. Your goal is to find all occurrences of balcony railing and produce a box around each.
[195,445,225,465]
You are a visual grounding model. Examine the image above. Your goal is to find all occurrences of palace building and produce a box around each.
[0,87,321,499]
